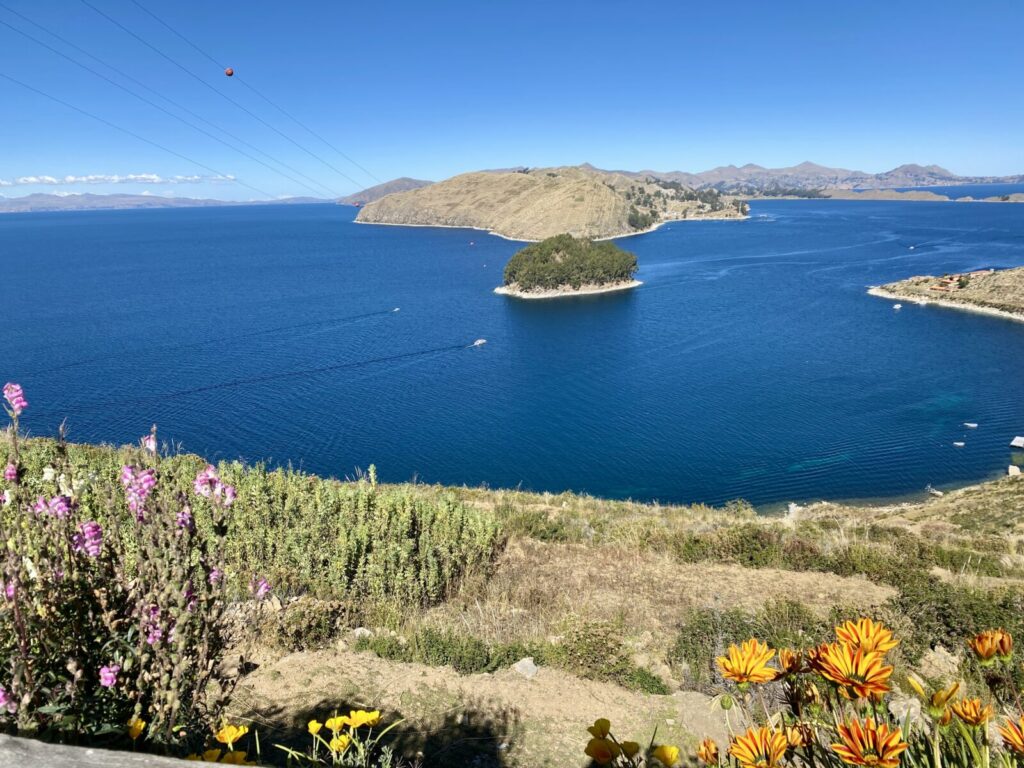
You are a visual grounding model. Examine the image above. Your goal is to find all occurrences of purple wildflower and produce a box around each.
[98,664,119,688]
[141,433,157,454]
[144,605,163,645]
[0,684,17,714]
[193,465,219,498]
[208,567,224,586]
[175,506,195,532]
[47,495,71,519]
[250,576,271,601]
[3,463,15,483]
[72,521,103,558]
[2,383,27,416]
[183,582,197,611]
[2,490,11,507]
[120,465,157,521]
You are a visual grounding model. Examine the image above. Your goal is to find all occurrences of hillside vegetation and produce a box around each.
[4,430,1024,765]
[501,234,638,293]
[355,165,746,240]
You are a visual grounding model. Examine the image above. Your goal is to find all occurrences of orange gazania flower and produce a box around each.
[832,718,908,768]
[835,618,899,655]
[952,697,994,727]
[813,642,893,699]
[729,726,787,768]
[717,639,778,686]
[697,737,720,765]
[970,629,1013,664]
[999,715,1024,756]
[777,648,804,676]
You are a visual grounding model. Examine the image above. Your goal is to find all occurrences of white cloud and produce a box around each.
[1,173,236,186]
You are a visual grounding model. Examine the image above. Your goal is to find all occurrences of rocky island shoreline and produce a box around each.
[868,266,1024,323]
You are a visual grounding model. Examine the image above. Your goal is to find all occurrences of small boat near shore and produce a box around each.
[926,484,944,497]
[893,303,902,310]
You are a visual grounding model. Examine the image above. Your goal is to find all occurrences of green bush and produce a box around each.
[5,438,504,611]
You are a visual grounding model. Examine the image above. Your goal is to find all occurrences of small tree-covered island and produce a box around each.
[495,233,641,299]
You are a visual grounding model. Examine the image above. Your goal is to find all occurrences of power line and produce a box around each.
[79,0,368,192]
[0,6,338,198]
[0,71,274,199]
[128,0,382,185]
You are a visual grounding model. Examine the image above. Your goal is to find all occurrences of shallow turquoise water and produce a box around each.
[2,198,1023,506]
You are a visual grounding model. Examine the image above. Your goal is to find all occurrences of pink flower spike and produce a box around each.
[3,463,15,483]
[2,383,27,416]
[98,664,119,688]
[141,434,156,454]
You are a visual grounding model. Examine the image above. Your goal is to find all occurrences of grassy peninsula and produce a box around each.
[355,165,747,241]
[496,234,639,299]
[870,266,1024,322]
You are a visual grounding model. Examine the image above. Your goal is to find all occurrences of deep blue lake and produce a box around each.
[2,199,1024,507]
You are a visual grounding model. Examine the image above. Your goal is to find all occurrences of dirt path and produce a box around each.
[234,648,731,767]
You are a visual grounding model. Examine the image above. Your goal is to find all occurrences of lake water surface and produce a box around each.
[2,198,1023,506]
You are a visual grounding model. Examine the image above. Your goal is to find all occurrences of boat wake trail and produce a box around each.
[28,308,399,376]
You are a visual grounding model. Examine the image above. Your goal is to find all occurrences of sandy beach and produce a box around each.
[867,286,1024,324]
[494,280,642,299]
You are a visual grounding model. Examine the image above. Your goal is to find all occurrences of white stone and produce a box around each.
[512,657,539,680]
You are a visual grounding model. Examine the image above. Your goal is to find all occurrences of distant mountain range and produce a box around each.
[584,162,1024,192]
[338,177,433,206]
[0,193,327,214]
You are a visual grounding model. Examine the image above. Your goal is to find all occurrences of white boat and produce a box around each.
[893,303,902,310]
[963,422,978,429]
[926,484,944,497]
[471,339,487,347]
[953,442,965,448]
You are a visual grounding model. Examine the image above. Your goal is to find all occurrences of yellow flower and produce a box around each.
[621,741,641,758]
[831,717,908,768]
[326,715,350,732]
[185,749,224,762]
[307,719,323,736]
[906,676,960,720]
[716,639,778,686]
[1000,715,1024,755]
[329,733,351,753]
[127,716,146,740]
[652,744,680,766]
[785,723,814,749]
[347,709,382,728]
[214,723,249,749]
[697,738,720,765]
[584,737,620,765]
[729,726,787,768]
[811,642,892,699]
[952,697,994,727]
[970,628,1013,665]
[587,718,612,739]
[835,618,899,655]
[219,752,255,765]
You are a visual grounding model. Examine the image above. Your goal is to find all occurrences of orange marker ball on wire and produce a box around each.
[224,67,234,77]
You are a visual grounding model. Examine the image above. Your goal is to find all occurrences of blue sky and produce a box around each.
[1,0,1022,200]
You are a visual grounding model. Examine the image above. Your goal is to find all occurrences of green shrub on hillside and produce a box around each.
[502,234,638,291]
[5,437,503,611]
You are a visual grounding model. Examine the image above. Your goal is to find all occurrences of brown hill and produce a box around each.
[355,165,746,240]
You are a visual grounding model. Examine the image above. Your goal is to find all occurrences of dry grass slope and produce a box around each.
[356,165,744,240]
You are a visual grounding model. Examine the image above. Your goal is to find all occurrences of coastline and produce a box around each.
[867,286,1024,324]
[494,280,643,300]
[354,212,748,243]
